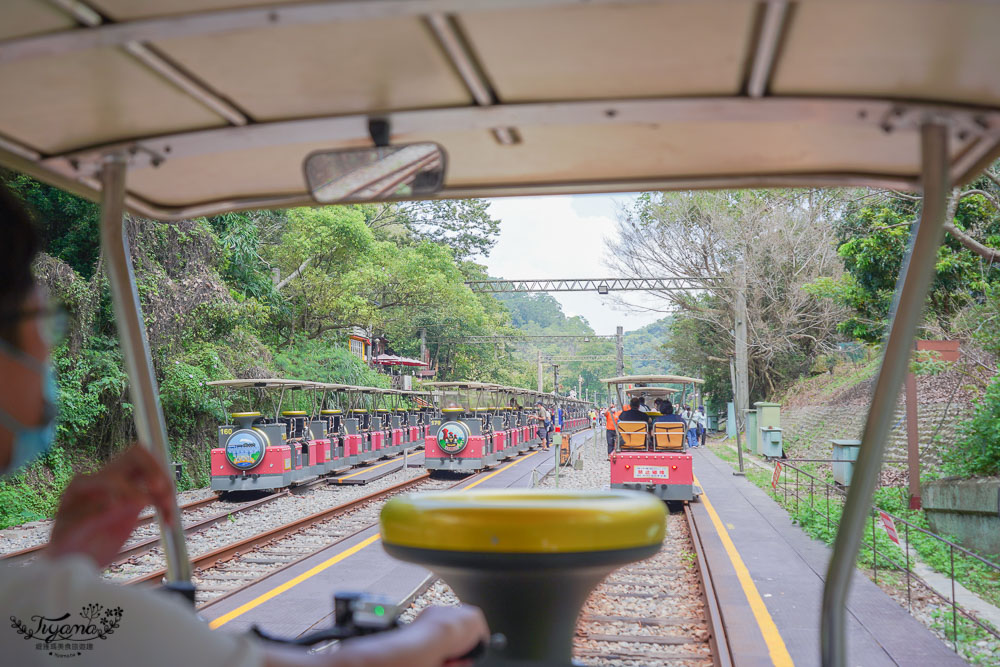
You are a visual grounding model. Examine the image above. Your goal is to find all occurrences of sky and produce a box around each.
[481,194,670,335]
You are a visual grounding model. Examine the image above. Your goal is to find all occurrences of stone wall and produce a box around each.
[780,402,969,470]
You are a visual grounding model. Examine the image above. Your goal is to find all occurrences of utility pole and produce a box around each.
[537,350,543,392]
[577,376,582,399]
[615,325,625,377]
[552,364,560,395]
[734,263,750,438]
[419,328,427,365]
[730,355,745,476]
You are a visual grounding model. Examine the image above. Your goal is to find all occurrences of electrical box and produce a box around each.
[745,409,759,454]
[759,427,783,458]
[832,439,862,486]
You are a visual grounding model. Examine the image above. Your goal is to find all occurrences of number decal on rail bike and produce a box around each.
[437,421,470,454]
[225,431,267,470]
[633,465,670,480]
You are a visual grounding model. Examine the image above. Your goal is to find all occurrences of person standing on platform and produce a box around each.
[604,404,620,456]
[684,404,699,448]
[533,401,552,449]
[696,406,707,447]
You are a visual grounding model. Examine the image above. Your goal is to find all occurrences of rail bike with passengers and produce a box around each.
[4,1,997,663]
[604,375,706,502]
[423,382,590,474]
[206,379,430,493]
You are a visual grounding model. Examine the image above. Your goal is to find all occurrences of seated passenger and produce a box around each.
[618,397,650,425]
[654,400,685,424]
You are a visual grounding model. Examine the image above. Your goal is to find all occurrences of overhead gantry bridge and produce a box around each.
[464,277,705,294]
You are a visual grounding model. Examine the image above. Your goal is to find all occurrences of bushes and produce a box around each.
[943,375,1000,478]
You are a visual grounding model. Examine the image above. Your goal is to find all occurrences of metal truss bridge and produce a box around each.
[464,277,706,294]
[436,334,617,344]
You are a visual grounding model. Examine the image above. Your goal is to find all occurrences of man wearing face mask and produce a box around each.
[0,187,488,667]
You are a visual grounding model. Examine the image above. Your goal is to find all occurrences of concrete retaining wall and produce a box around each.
[923,477,1000,557]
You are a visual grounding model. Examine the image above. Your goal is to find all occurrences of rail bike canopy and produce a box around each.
[2,0,999,219]
[204,378,321,391]
[601,375,705,386]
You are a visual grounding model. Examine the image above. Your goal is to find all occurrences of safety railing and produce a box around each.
[772,460,1000,654]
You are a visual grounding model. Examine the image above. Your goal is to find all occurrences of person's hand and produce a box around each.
[47,445,176,568]
[406,605,490,667]
[328,605,489,667]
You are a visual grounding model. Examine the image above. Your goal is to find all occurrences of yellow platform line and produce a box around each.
[693,473,794,667]
[210,447,543,629]
[209,534,380,629]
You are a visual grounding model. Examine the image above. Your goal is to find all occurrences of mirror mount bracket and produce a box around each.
[368,118,390,148]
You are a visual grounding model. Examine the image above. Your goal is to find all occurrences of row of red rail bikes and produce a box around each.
[604,374,706,503]
[205,379,434,494]
[422,381,591,474]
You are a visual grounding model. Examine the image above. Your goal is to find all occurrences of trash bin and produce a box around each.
[832,439,862,486]
[744,409,758,454]
[760,427,783,458]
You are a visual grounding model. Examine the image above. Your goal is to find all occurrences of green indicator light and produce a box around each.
[373,605,385,617]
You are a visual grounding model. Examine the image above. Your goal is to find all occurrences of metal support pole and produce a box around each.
[821,123,950,667]
[553,364,560,395]
[615,325,625,377]
[99,156,194,597]
[537,350,543,393]
[905,362,922,509]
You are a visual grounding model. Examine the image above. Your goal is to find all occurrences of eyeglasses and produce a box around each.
[1,304,68,347]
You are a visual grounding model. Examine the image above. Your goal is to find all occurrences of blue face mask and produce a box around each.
[0,338,57,475]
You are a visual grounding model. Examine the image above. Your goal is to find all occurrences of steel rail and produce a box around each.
[685,504,733,667]
[0,493,235,565]
[123,473,431,586]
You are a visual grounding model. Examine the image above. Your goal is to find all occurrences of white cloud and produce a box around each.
[482,195,668,335]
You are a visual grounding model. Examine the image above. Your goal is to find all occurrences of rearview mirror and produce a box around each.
[304,143,446,203]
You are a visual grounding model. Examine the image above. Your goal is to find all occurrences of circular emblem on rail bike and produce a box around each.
[437,421,470,455]
[225,429,267,470]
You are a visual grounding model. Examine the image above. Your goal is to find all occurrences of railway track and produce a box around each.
[574,506,728,666]
[0,453,413,566]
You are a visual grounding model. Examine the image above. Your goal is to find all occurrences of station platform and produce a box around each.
[690,447,963,666]
[200,435,577,637]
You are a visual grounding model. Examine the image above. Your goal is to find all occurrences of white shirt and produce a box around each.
[1,555,263,667]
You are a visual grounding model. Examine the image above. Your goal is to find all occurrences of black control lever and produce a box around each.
[250,591,506,663]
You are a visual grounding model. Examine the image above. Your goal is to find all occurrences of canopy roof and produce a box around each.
[2,0,999,220]
[205,378,320,390]
[602,375,705,385]
[625,387,677,397]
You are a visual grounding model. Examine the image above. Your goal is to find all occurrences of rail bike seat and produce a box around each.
[380,489,666,666]
[616,420,649,451]
[652,421,686,451]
